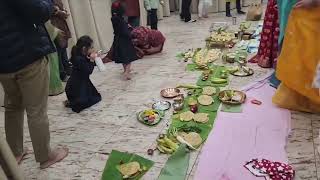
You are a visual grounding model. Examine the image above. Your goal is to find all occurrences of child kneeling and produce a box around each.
[65,36,101,113]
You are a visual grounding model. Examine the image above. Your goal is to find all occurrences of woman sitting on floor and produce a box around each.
[65,36,102,113]
[104,26,165,62]
[131,26,165,55]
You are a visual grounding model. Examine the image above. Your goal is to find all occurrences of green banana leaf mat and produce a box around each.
[102,150,154,180]
[169,87,222,142]
[196,66,229,87]
[158,144,190,180]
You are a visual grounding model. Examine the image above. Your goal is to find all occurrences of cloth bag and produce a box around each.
[246,3,263,21]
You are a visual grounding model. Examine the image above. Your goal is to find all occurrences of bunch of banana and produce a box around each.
[157,134,179,154]
[194,49,208,66]
[205,49,221,63]
[209,31,235,43]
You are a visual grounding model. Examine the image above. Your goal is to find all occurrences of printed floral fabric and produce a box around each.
[244,159,295,180]
[131,26,166,49]
[249,0,279,68]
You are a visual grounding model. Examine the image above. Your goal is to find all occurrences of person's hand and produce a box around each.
[88,52,98,62]
[58,31,67,38]
[53,6,59,15]
[57,10,70,19]
[295,0,316,8]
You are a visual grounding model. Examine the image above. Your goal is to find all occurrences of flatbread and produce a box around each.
[118,161,141,177]
[193,113,209,123]
[198,95,214,106]
[179,111,194,122]
[183,132,202,147]
[202,86,216,96]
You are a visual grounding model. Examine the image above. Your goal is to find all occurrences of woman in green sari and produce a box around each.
[270,0,297,88]
[45,22,65,96]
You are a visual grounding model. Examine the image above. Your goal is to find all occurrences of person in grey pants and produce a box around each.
[0,0,69,172]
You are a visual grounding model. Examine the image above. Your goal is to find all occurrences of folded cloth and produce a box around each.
[244,159,295,180]
[247,39,260,53]
[236,40,249,50]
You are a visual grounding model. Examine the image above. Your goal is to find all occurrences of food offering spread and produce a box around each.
[101,20,264,180]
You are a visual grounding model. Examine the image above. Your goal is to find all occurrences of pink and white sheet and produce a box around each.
[195,77,291,180]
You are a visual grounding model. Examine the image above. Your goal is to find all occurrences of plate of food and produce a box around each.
[152,101,171,111]
[218,90,246,105]
[229,66,254,77]
[137,109,163,126]
[160,88,180,98]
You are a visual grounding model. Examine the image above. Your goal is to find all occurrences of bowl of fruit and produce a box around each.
[137,109,163,126]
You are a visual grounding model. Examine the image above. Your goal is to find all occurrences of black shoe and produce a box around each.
[237,10,246,15]
[226,14,232,17]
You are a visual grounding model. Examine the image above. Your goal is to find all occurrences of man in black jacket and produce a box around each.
[0,0,68,170]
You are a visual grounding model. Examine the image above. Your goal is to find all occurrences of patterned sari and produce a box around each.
[273,7,320,113]
[249,0,279,68]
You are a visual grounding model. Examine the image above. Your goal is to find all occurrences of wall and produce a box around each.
[0,85,3,106]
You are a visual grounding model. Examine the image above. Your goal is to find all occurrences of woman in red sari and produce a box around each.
[104,26,165,62]
[249,0,279,68]
[131,26,165,55]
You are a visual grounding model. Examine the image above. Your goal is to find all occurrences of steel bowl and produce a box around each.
[160,88,181,98]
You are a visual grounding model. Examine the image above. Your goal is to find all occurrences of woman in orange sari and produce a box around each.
[272,0,320,113]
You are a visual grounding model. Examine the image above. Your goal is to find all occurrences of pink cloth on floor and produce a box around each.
[195,82,291,180]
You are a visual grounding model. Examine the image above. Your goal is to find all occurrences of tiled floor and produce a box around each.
[1,8,319,180]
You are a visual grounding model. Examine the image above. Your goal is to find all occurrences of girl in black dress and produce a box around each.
[111,1,138,80]
[65,36,102,113]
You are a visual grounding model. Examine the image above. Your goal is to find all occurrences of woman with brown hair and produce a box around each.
[51,0,72,81]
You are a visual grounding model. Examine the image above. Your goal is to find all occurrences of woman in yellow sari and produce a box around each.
[273,0,320,113]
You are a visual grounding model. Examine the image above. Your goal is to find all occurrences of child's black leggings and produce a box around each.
[148,9,158,30]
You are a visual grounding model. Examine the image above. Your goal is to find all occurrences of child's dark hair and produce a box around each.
[111,1,124,17]
[71,35,93,57]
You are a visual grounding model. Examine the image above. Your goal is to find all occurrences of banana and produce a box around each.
[211,78,227,84]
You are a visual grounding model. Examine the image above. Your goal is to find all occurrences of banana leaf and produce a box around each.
[186,63,198,71]
[158,144,190,180]
[102,150,154,180]
[196,66,229,87]
[176,53,184,59]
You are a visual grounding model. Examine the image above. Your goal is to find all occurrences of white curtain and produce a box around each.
[64,0,147,52]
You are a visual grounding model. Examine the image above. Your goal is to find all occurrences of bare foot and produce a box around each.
[40,147,69,169]
[123,73,131,80]
[16,148,29,164]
